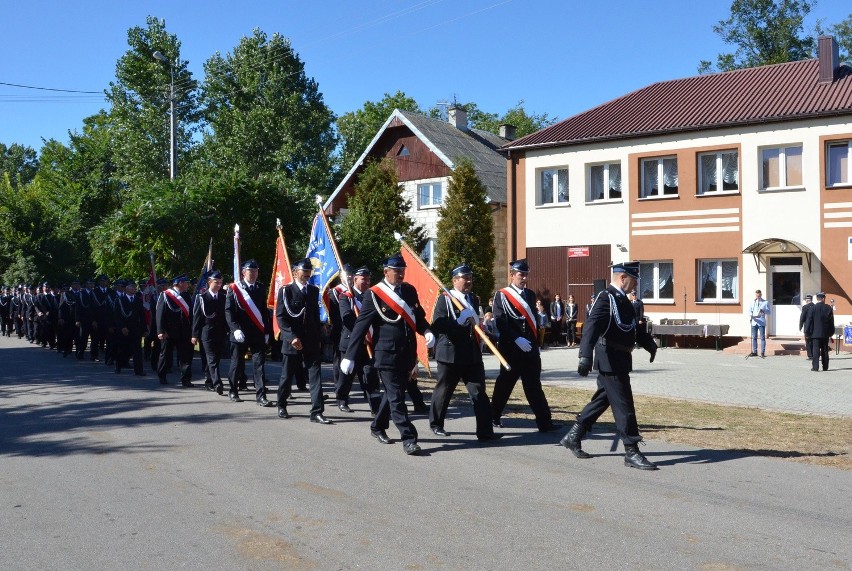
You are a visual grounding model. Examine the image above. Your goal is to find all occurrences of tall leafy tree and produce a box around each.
[0,143,39,189]
[435,158,495,302]
[337,159,426,274]
[427,101,557,139]
[698,0,817,73]
[817,14,852,60]
[198,29,337,193]
[106,16,198,186]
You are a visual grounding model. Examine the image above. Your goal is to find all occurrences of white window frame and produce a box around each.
[697,259,739,303]
[827,140,852,187]
[535,167,569,206]
[638,261,674,302]
[586,162,622,202]
[640,156,678,199]
[760,145,803,190]
[420,238,436,269]
[697,150,739,195]
[417,182,443,209]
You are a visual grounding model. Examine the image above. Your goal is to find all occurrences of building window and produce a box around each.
[420,238,436,269]
[698,150,739,194]
[827,141,851,187]
[638,261,674,301]
[536,168,569,206]
[418,182,442,208]
[398,145,410,157]
[698,260,738,302]
[587,162,622,201]
[640,157,678,198]
[761,146,802,189]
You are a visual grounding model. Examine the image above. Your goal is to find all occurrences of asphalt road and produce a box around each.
[1,336,850,570]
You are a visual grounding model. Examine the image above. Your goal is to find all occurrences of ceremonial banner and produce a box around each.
[232,225,241,283]
[398,246,442,374]
[305,212,341,323]
[196,238,214,296]
[267,224,293,338]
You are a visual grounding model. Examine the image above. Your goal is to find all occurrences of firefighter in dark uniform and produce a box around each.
[93,275,114,365]
[275,258,332,423]
[191,271,228,395]
[147,278,168,371]
[561,261,659,470]
[798,294,814,360]
[804,292,835,372]
[156,275,195,386]
[335,266,382,415]
[490,260,560,432]
[38,282,58,349]
[328,264,352,396]
[225,259,273,405]
[340,253,435,456]
[429,263,497,441]
[113,280,147,375]
[0,286,11,337]
[58,281,80,355]
[12,286,25,338]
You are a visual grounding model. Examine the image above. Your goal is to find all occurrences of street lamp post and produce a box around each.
[152,51,177,181]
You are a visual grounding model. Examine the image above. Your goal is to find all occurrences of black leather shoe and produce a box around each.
[310,414,334,425]
[371,430,391,444]
[492,418,503,428]
[337,403,353,413]
[403,442,422,455]
[215,385,223,395]
[238,383,248,391]
[538,423,563,433]
[559,422,591,459]
[181,381,194,388]
[277,406,290,419]
[205,382,215,392]
[257,397,273,407]
[431,427,450,437]
[229,392,243,402]
[321,394,329,401]
[624,445,658,470]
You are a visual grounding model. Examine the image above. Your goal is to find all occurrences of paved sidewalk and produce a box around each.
[483,344,852,417]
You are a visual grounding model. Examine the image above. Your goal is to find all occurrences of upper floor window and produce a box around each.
[536,168,569,206]
[587,162,622,202]
[418,182,442,208]
[420,238,436,269]
[698,259,738,302]
[761,145,802,189]
[638,261,674,301]
[641,157,678,198]
[698,150,739,194]
[827,141,851,187]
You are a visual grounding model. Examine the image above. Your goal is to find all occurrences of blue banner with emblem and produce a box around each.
[305,213,341,323]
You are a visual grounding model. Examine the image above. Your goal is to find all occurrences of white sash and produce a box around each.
[500,286,537,336]
[448,289,479,325]
[232,281,266,333]
[373,281,416,331]
[163,288,190,318]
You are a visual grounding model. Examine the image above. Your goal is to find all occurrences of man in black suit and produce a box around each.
[335,266,381,415]
[490,260,559,433]
[429,263,496,441]
[192,271,227,395]
[114,280,147,375]
[275,258,332,423]
[340,253,435,455]
[804,292,835,372]
[628,289,646,335]
[0,286,10,337]
[549,294,565,346]
[225,259,273,406]
[75,279,99,361]
[93,275,114,366]
[798,294,814,360]
[328,264,352,394]
[562,262,659,470]
[156,275,195,386]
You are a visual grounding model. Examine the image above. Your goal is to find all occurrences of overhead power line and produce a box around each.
[0,81,102,94]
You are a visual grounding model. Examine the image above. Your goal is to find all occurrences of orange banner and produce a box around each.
[267,235,292,338]
[399,247,442,375]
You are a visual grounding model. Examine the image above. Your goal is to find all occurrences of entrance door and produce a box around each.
[769,266,802,336]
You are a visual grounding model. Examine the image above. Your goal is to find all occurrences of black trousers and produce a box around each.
[566,321,577,345]
[811,338,830,371]
[228,340,267,401]
[804,335,813,359]
[371,368,418,444]
[77,323,96,359]
[335,355,382,413]
[278,352,324,416]
[576,371,641,446]
[158,335,193,382]
[201,338,224,389]
[116,333,144,373]
[490,354,552,429]
[430,360,493,437]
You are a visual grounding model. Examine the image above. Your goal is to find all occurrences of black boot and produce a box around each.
[559,422,591,459]
[624,444,658,470]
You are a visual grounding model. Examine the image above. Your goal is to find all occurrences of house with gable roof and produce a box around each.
[501,36,852,341]
[324,107,511,289]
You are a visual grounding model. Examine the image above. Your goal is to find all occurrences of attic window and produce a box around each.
[398,145,410,157]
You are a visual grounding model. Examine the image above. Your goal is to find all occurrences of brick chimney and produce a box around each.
[818,35,840,84]
[448,105,468,130]
[499,124,517,141]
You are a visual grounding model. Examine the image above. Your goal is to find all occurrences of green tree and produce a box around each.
[2,252,40,286]
[198,29,337,193]
[699,0,817,73]
[0,143,39,189]
[106,16,198,186]
[435,158,495,302]
[336,91,421,174]
[818,14,852,60]
[337,159,426,274]
[427,101,557,138]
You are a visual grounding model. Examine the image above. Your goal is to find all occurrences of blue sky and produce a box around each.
[1,0,849,152]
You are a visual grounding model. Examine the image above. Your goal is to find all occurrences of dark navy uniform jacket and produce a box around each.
[430,292,481,366]
[276,282,322,357]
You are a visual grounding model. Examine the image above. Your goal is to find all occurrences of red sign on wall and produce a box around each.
[568,247,590,258]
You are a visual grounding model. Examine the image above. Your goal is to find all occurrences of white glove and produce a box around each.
[340,358,355,375]
[233,329,245,343]
[515,337,533,352]
[264,334,269,344]
[456,307,476,325]
[424,330,435,349]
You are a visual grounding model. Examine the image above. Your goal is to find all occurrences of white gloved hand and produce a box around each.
[264,334,269,344]
[456,307,476,325]
[515,337,533,352]
[233,329,245,343]
[424,330,435,349]
[340,358,355,375]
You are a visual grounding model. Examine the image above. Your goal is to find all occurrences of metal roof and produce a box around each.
[503,58,852,152]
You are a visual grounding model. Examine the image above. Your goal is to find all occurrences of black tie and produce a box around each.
[249,284,254,292]
[394,286,402,297]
